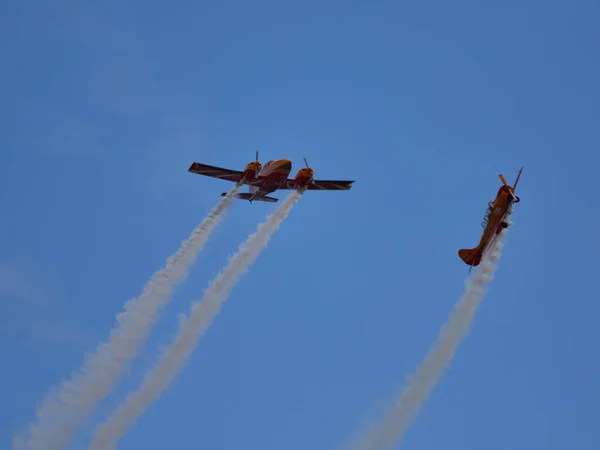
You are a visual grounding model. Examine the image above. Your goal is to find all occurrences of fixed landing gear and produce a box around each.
[495,221,510,235]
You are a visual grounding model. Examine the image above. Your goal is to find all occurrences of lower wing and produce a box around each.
[281,179,356,190]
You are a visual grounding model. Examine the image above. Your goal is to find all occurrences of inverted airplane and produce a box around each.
[458,167,523,270]
[188,151,356,203]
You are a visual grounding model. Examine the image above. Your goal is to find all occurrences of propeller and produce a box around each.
[302,156,315,184]
[255,149,260,178]
[498,173,518,201]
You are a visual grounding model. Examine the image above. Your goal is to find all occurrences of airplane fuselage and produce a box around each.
[472,185,515,263]
[248,159,292,198]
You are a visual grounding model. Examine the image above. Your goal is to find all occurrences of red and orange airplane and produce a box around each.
[458,167,523,270]
[188,151,355,203]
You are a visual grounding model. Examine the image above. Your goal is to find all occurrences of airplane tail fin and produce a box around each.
[221,192,279,203]
[458,247,482,267]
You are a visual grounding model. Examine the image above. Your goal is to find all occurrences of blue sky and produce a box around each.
[2,0,599,449]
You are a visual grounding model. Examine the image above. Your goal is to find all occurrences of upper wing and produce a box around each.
[281,179,356,190]
[188,162,244,183]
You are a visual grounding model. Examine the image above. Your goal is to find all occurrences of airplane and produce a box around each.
[188,150,355,203]
[458,167,523,271]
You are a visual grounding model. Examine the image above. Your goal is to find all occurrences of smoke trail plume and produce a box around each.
[88,190,304,450]
[345,224,512,450]
[13,184,242,450]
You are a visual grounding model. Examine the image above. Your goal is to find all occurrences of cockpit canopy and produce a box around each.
[481,201,495,229]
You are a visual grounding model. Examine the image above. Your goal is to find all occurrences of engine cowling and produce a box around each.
[242,161,262,181]
[294,167,314,187]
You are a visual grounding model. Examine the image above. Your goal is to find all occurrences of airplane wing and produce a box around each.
[304,180,355,190]
[188,162,244,183]
[282,179,356,190]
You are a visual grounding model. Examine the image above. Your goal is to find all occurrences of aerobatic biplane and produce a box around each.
[458,167,523,270]
[188,150,355,203]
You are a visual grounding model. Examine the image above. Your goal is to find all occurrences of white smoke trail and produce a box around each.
[13,184,242,450]
[345,222,512,450]
[88,190,304,450]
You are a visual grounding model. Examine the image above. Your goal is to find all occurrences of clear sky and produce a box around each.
[2,0,599,449]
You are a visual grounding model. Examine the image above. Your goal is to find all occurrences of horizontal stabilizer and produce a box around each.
[220,192,279,203]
